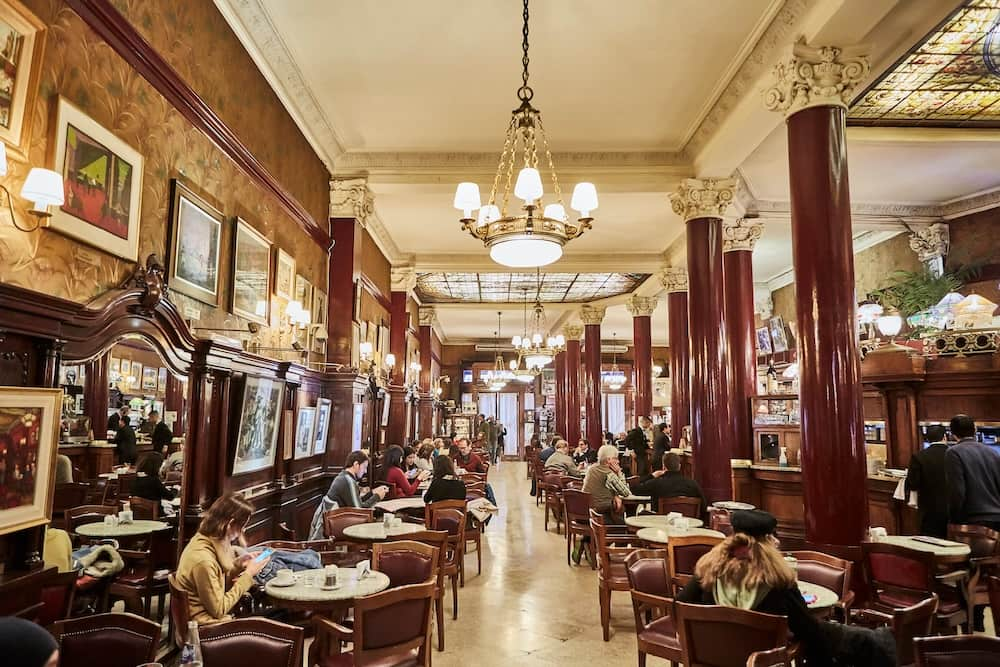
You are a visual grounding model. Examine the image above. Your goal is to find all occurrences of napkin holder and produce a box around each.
[357,559,372,579]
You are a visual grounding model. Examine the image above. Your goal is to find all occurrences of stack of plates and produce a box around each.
[883,469,907,478]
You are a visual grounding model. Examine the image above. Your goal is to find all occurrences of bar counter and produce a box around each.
[57,440,156,479]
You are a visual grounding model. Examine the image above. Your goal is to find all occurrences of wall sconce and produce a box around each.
[0,142,66,232]
[876,309,903,341]
[285,300,311,328]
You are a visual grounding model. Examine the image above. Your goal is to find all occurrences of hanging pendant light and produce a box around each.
[603,333,626,390]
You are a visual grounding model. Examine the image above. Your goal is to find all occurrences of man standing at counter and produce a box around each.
[946,414,1000,532]
[147,410,173,456]
[106,405,128,436]
[905,425,950,538]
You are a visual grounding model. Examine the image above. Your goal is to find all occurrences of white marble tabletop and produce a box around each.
[872,535,971,559]
[76,519,169,537]
[712,501,755,511]
[798,581,839,610]
[98,471,147,479]
[625,515,703,529]
[635,526,725,544]
[375,497,426,513]
[342,521,425,541]
[623,495,652,502]
[265,567,390,603]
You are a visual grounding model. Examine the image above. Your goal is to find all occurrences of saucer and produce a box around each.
[320,584,341,591]
[270,578,296,587]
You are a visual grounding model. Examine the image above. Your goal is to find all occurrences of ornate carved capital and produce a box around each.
[723,216,764,252]
[908,222,949,262]
[670,178,737,222]
[579,305,606,326]
[390,267,418,293]
[330,176,375,225]
[562,324,584,341]
[658,266,688,293]
[763,38,870,118]
[625,295,658,318]
[418,306,438,327]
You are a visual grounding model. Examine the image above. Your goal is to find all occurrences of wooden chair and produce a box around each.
[861,541,967,634]
[65,504,116,542]
[114,472,137,501]
[624,548,681,666]
[532,458,546,506]
[278,521,297,540]
[464,479,486,498]
[562,489,595,568]
[914,635,1000,666]
[322,507,374,565]
[53,483,89,522]
[167,573,190,649]
[390,529,449,652]
[658,495,702,519]
[83,479,111,506]
[747,647,790,666]
[36,570,79,627]
[52,611,160,667]
[425,499,467,618]
[947,523,1000,628]
[312,579,435,667]
[542,472,564,534]
[666,534,723,595]
[786,549,855,621]
[674,602,788,667]
[107,526,175,619]
[852,596,937,667]
[199,617,304,667]
[126,496,159,520]
[464,508,485,579]
[372,539,439,588]
[590,510,636,641]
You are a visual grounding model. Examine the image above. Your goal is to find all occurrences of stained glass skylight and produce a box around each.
[415,272,650,304]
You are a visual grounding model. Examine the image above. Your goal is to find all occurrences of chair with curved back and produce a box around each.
[562,489,595,568]
[199,617,304,667]
[114,472,138,501]
[389,529,449,652]
[36,570,79,628]
[856,596,936,667]
[542,472,564,534]
[323,507,375,566]
[674,602,788,667]
[83,479,110,506]
[253,537,340,565]
[126,496,159,520]
[666,534,724,595]
[52,611,161,667]
[167,573,190,649]
[947,523,1000,628]
[787,549,855,621]
[624,548,681,666]
[747,647,790,666]
[65,505,116,543]
[53,483,89,523]
[914,635,1000,666]
[425,499,467,618]
[372,539,439,588]
[658,495,702,519]
[107,526,175,619]
[590,509,637,641]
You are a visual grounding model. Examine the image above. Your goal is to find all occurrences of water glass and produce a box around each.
[324,564,338,587]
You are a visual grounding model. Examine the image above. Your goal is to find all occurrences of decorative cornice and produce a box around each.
[658,267,689,293]
[330,177,374,225]
[908,222,949,262]
[670,178,737,222]
[418,306,438,327]
[723,216,764,252]
[390,266,418,293]
[579,305,606,326]
[562,324,584,341]
[334,150,687,173]
[625,295,658,318]
[763,38,870,118]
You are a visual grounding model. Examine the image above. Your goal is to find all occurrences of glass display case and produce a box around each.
[752,396,800,426]
[751,396,800,465]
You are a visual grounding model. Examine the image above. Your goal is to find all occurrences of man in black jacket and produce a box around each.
[946,414,1000,531]
[147,410,174,456]
[651,423,671,472]
[113,411,137,466]
[904,424,950,537]
[634,452,707,519]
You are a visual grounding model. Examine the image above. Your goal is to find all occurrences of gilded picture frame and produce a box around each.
[0,387,61,536]
[231,217,272,325]
[274,248,295,300]
[0,0,45,160]
[167,180,225,307]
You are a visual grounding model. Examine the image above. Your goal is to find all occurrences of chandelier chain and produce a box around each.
[500,128,518,217]
[488,116,517,210]
[536,116,565,209]
[517,0,533,103]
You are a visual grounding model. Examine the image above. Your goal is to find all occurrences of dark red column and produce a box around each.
[723,236,760,462]
[786,105,868,554]
[564,325,583,446]
[418,310,435,440]
[328,218,361,365]
[627,296,656,424]
[580,307,605,449]
[554,351,567,437]
[165,372,186,437]
[661,268,690,445]
[385,291,408,448]
[85,352,109,437]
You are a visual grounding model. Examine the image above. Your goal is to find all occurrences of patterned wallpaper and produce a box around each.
[0,1,329,355]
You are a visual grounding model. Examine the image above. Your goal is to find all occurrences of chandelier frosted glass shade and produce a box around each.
[525,352,553,369]
[489,237,563,268]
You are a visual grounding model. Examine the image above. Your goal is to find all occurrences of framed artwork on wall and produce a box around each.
[294,406,316,460]
[0,387,61,535]
[157,367,168,393]
[756,327,773,355]
[769,316,789,353]
[141,366,157,391]
[119,358,130,375]
[232,375,285,475]
[167,180,224,307]
[231,218,272,325]
[294,274,313,319]
[282,409,294,461]
[274,248,295,300]
[130,363,142,391]
[0,0,46,160]
[312,288,327,354]
[51,96,144,261]
[110,358,120,374]
[313,398,331,456]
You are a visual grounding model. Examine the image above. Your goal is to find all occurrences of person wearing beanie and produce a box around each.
[0,617,59,667]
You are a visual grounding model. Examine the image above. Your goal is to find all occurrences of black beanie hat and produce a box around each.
[731,510,778,539]
[0,617,58,667]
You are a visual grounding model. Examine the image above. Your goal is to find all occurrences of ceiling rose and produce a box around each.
[452,0,597,268]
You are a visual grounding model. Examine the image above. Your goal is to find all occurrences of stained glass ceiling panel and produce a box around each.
[848,1,1000,126]
[415,272,650,304]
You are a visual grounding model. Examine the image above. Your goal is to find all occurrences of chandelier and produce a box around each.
[480,312,514,392]
[452,0,598,268]
[603,333,626,390]
[510,278,564,378]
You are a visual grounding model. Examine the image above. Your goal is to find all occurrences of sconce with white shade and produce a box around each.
[0,140,66,232]
[876,310,903,339]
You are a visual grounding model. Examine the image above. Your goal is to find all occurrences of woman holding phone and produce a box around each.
[175,492,271,623]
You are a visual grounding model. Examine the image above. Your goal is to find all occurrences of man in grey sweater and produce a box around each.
[945,414,1000,532]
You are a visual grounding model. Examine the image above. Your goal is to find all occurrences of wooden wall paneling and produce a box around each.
[165,371,186,436]
[754,469,806,549]
[83,353,110,436]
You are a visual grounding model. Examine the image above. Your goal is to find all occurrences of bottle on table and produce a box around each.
[180,620,203,666]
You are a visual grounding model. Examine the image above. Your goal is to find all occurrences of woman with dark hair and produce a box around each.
[175,492,270,623]
[131,453,176,502]
[382,445,428,497]
[423,454,467,503]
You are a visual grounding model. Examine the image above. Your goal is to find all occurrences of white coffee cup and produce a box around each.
[868,526,888,540]
[274,568,294,585]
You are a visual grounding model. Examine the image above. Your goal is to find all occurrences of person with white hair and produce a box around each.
[574,444,631,564]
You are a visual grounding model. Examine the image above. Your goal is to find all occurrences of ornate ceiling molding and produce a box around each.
[669,178,737,222]
[334,150,687,172]
[579,305,606,326]
[417,306,438,327]
[562,324,584,341]
[625,295,658,318]
[658,267,688,293]
[390,266,418,293]
[908,223,949,263]
[723,216,764,252]
[763,39,870,118]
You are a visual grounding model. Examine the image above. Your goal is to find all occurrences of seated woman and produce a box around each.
[175,492,270,623]
[677,510,894,667]
[423,454,467,503]
[131,453,176,502]
[414,441,435,472]
[382,445,428,497]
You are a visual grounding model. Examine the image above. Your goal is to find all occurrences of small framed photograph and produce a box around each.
[231,217,272,325]
[313,398,331,455]
[294,406,317,460]
[274,248,295,300]
[756,327,773,355]
[312,288,327,354]
[294,274,313,318]
[0,387,62,536]
[157,367,168,393]
[167,180,225,307]
[119,358,130,375]
[769,316,789,353]
[130,363,142,388]
[110,358,120,374]
[0,0,46,161]
[141,366,157,391]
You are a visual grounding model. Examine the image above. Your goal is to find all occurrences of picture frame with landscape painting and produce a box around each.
[167,180,224,307]
[51,96,144,262]
[0,0,45,160]
[232,375,285,476]
[231,218,272,325]
[0,387,61,536]
[274,248,295,300]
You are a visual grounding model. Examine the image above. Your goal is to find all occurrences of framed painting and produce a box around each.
[167,180,224,307]
[231,218,272,325]
[0,387,61,536]
[313,398,331,456]
[294,406,316,460]
[756,327,773,355]
[157,367,167,393]
[282,409,294,461]
[311,288,327,354]
[119,358,130,375]
[769,317,789,353]
[274,248,295,300]
[232,375,285,475]
[294,274,312,317]
[109,358,120,374]
[0,0,45,160]
[141,366,157,392]
[51,96,144,261]
[130,363,142,389]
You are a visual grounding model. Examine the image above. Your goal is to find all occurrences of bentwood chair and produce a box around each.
[312,580,435,667]
[787,550,855,621]
[389,530,449,651]
[126,496,159,520]
[674,603,788,667]
[562,489,595,568]
[624,549,681,666]
[36,570,79,627]
[107,526,175,619]
[65,505,117,544]
[373,540,439,589]
[590,510,637,641]
[542,472,565,534]
[914,635,1000,666]
[746,648,790,666]
[53,483,89,523]
[666,534,723,595]
[947,523,1000,627]
[200,617,304,667]
[657,495,702,520]
[52,612,161,667]
[323,507,375,566]
[425,500,467,617]
[852,595,937,667]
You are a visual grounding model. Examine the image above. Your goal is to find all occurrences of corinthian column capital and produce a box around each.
[658,266,688,293]
[418,306,438,327]
[390,266,418,293]
[723,216,764,252]
[330,176,375,225]
[562,324,584,341]
[579,305,606,326]
[908,223,949,263]
[670,178,737,223]
[625,295,658,318]
[763,38,870,118]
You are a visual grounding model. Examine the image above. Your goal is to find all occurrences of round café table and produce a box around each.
[871,536,971,564]
[265,567,390,613]
[75,519,170,538]
[712,501,755,511]
[798,581,839,615]
[635,526,725,545]
[626,515,703,530]
[342,521,425,542]
[375,497,426,513]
